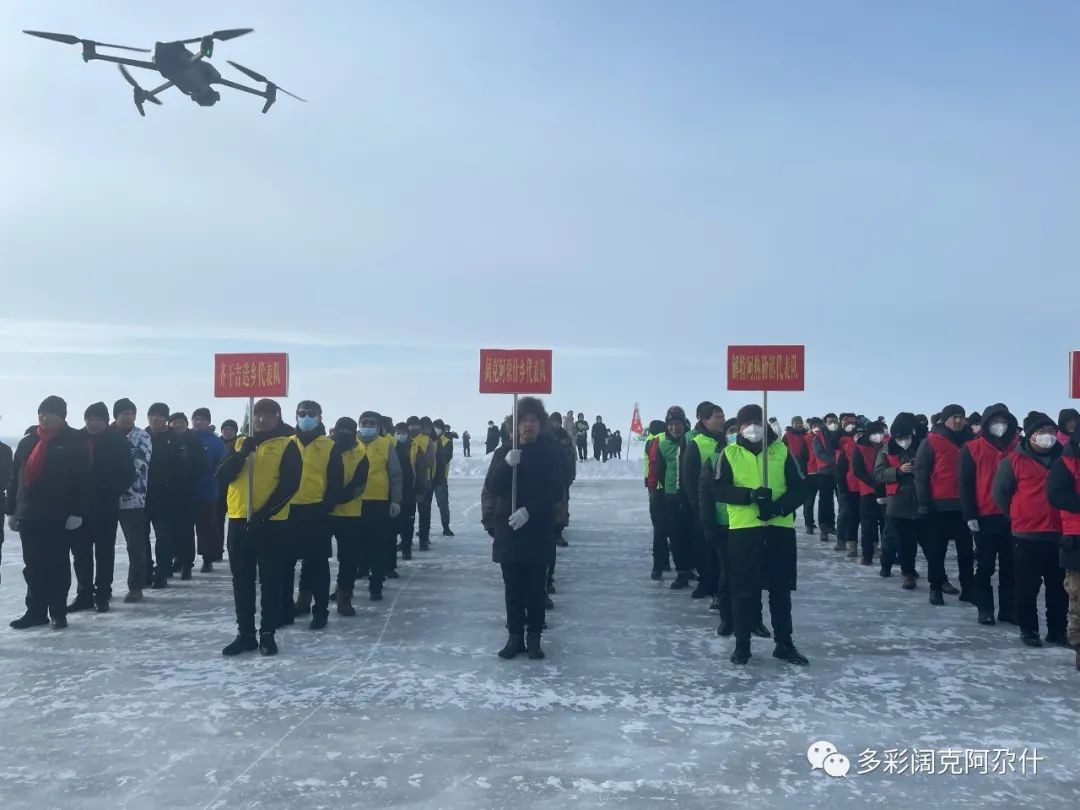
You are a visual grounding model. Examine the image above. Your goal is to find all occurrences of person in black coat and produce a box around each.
[68,402,136,613]
[166,413,207,580]
[6,396,91,629]
[0,439,11,587]
[485,421,500,455]
[482,397,567,661]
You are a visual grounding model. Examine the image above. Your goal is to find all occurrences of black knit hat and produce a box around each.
[1023,411,1056,436]
[335,416,357,433]
[865,420,887,437]
[407,416,420,426]
[736,403,762,426]
[113,397,136,418]
[83,401,109,423]
[1058,409,1080,429]
[433,419,446,429]
[648,419,666,435]
[252,398,281,415]
[940,404,965,422]
[824,412,838,421]
[38,395,67,418]
[147,402,170,419]
[665,405,687,425]
[168,412,188,424]
[419,416,432,427]
[394,421,407,432]
[967,412,981,427]
[890,412,917,439]
[192,407,211,421]
[221,419,238,431]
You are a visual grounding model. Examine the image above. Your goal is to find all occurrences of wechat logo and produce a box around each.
[808,741,851,779]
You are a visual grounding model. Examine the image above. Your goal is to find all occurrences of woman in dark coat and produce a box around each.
[482,398,567,660]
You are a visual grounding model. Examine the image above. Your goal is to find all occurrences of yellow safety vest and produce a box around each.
[723,441,794,530]
[331,443,367,517]
[291,434,335,506]
[359,435,392,502]
[226,436,294,522]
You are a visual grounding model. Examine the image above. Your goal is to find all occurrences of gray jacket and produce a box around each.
[874,438,920,520]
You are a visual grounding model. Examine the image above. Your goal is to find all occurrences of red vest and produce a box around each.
[928,432,961,501]
[1059,456,1080,536]
[840,436,859,492]
[856,443,878,496]
[966,435,1015,518]
[805,433,820,474]
[1008,451,1061,534]
[884,453,901,496]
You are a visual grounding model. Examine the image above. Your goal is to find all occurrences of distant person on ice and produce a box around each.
[485,420,500,455]
[482,397,566,661]
[461,430,471,457]
[575,413,590,462]
[592,416,609,462]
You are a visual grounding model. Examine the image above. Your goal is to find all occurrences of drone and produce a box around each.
[23,27,305,115]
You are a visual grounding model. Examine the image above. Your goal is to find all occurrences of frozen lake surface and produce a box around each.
[0,478,1078,808]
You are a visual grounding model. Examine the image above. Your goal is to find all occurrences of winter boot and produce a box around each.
[690,585,712,599]
[259,632,278,656]
[978,610,996,626]
[419,539,430,551]
[845,541,858,558]
[860,556,873,566]
[442,527,455,537]
[820,527,831,543]
[336,590,356,616]
[9,613,49,630]
[1045,630,1070,648]
[294,591,313,617]
[751,621,772,639]
[180,566,192,581]
[498,633,526,659]
[773,642,809,666]
[669,573,690,590]
[833,537,845,551]
[67,593,95,613]
[50,616,68,629]
[200,560,213,573]
[222,634,258,656]
[958,591,974,604]
[709,595,722,611]
[650,568,663,581]
[401,547,413,561]
[1020,630,1043,648]
[941,581,960,595]
[123,590,143,603]
[310,612,328,631]
[370,582,384,602]
[929,589,944,606]
[526,633,545,660]
[95,597,110,613]
[730,643,751,665]
[901,575,916,590]
[716,617,734,637]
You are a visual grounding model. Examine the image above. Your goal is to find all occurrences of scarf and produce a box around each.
[23,426,59,488]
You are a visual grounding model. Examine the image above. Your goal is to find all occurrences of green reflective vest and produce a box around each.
[657,435,684,494]
[693,432,728,526]
[723,440,793,530]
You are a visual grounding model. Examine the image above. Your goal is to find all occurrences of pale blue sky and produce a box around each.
[2,1,1078,437]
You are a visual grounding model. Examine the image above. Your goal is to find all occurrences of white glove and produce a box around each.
[876,498,887,506]
[967,519,980,533]
[389,503,401,519]
[65,516,83,531]
[505,449,522,467]
[508,507,530,531]
[6,516,18,532]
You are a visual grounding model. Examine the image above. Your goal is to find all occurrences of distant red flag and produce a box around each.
[630,403,644,435]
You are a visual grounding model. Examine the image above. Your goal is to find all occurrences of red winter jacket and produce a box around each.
[992,441,1062,540]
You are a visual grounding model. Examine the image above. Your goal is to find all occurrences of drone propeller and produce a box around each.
[24,30,150,53]
[178,28,253,58]
[227,60,306,102]
[119,64,163,116]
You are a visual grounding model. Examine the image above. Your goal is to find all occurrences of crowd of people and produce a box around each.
[1,396,459,657]
[643,401,1080,671]
[484,413,622,463]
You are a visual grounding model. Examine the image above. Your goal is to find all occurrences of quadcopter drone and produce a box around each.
[23,27,305,115]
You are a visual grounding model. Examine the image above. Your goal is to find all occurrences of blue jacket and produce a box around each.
[195,430,226,501]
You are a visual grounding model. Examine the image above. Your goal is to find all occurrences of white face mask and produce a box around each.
[826,423,839,432]
[1033,433,1057,450]
[869,433,884,444]
[844,423,856,433]
[740,425,764,443]
[988,422,1007,438]
[896,437,912,450]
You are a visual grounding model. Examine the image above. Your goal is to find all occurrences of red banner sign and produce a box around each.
[727,345,805,391]
[214,353,290,398]
[479,349,553,394]
[1071,352,1080,399]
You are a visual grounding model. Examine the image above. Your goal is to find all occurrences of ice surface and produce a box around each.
[0,479,1078,808]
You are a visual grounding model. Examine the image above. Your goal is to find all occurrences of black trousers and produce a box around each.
[882,516,924,576]
[975,531,1015,618]
[1014,539,1067,637]
[19,518,71,620]
[593,441,604,462]
[397,502,417,552]
[501,561,547,635]
[649,492,670,571]
[357,501,391,594]
[661,496,694,574]
[71,514,118,601]
[713,526,732,624]
[331,515,363,591]
[816,474,837,532]
[172,510,197,570]
[726,526,797,645]
[284,505,331,619]
[463,443,471,457]
[925,511,973,592]
[858,494,884,559]
[435,482,451,531]
[577,440,587,462]
[803,474,818,530]
[838,492,860,544]
[227,518,284,635]
[693,520,718,595]
[417,489,433,542]
[145,508,175,585]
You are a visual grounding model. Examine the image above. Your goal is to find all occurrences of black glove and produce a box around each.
[757,501,777,522]
[246,511,269,533]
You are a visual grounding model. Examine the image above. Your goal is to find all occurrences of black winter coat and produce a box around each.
[873,438,920,519]
[1045,440,1080,570]
[7,425,91,521]
[0,440,12,519]
[485,425,500,454]
[80,428,136,519]
[482,435,567,565]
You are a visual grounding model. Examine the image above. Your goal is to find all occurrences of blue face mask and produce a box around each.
[359,426,378,439]
[297,415,319,432]
[726,433,738,445]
